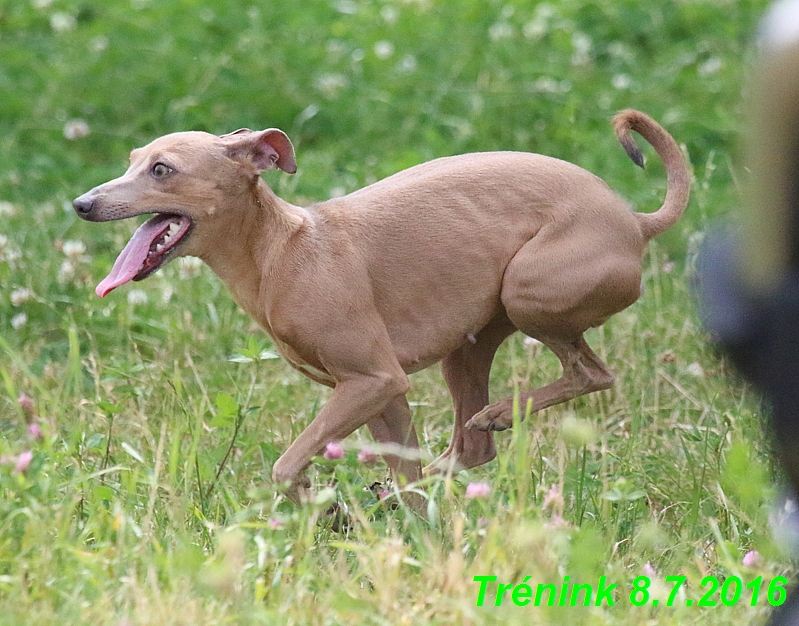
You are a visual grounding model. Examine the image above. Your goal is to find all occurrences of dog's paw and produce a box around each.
[465,404,513,432]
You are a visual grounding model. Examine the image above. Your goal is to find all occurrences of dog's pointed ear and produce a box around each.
[223,128,297,175]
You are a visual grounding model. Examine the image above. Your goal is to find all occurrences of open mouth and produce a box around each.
[96,213,193,298]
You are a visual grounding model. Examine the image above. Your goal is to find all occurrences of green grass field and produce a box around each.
[0,1,789,624]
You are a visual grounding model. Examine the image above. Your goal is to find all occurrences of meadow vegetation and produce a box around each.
[0,0,788,624]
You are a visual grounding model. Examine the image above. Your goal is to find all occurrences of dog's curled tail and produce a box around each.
[612,109,691,240]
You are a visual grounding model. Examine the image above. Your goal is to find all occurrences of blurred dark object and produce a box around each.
[698,1,799,623]
[700,231,799,490]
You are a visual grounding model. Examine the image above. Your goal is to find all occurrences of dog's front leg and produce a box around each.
[271,369,411,503]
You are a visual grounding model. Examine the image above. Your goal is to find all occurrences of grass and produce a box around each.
[0,0,790,624]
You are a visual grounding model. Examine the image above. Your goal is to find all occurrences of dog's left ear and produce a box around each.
[223,128,297,175]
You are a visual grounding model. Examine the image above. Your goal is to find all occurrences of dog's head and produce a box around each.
[73,128,296,297]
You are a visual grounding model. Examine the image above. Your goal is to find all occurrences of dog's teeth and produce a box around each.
[156,244,164,252]
[161,222,180,247]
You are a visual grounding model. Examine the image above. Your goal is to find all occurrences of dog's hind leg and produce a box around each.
[465,232,632,432]
[367,395,423,485]
[465,335,614,431]
[425,314,516,473]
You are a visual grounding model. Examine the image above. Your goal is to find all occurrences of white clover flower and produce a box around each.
[11,313,27,330]
[0,201,16,216]
[178,256,203,279]
[380,5,398,24]
[5,246,21,262]
[315,73,348,98]
[326,39,347,60]
[533,77,570,94]
[62,239,87,259]
[523,19,547,40]
[334,0,357,15]
[488,22,514,41]
[698,58,723,77]
[572,32,592,66]
[523,3,554,39]
[612,74,632,90]
[374,40,394,60]
[607,41,634,62]
[396,54,417,74]
[10,288,34,307]
[57,259,75,284]
[63,119,90,140]
[127,289,148,306]
[91,35,109,52]
[50,12,77,33]
[0,233,20,266]
[687,362,705,378]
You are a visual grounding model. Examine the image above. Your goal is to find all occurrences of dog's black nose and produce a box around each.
[73,195,94,217]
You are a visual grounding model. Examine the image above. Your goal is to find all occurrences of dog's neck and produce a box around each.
[198,179,310,327]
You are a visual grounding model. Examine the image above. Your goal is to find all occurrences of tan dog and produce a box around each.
[73,110,690,505]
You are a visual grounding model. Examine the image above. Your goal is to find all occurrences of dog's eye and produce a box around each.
[151,163,173,178]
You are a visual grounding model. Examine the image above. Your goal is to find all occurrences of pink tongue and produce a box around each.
[95,215,174,298]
